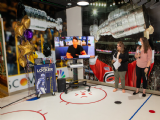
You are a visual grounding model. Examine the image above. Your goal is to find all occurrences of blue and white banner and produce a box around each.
[34,64,56,95]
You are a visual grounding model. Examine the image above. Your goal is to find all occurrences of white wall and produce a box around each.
[66,6,83,79]
[66,6,82,36]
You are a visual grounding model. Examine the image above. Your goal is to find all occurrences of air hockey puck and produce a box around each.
[149,110,155,113]
[114,101,122,104]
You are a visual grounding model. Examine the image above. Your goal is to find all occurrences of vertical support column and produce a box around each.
[66,6,83,79]
[15,36,20,74]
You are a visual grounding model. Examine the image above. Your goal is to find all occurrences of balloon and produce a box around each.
[21,15,30,29]
[144,29,150,39]
[14,21,24,37]
[18,40,34,56]
[19,55,27,68]
[148,25,154,34]
[28,53,38,64]
[24,29,33,41]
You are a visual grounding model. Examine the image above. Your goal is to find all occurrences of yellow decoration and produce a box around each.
[21,15,30,30]
[144,25,154,40]
[28,53,38,64]
[18,40,34,56]
[148,25,154,34]
[18,55,27,68]
[144,29,150,39]
[14,21,24,37]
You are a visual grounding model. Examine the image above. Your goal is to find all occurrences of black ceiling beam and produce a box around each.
[145,0,156,8]
[32,0,66,8]
[150,0,160,9]
[137,0,148,6]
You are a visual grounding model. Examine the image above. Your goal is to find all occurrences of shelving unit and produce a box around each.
[96,41,135,45]
[96,51,135,56]
[96,51,112,54]
[155,54,160,56]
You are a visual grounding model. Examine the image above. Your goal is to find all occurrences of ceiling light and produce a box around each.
[110,4,112,7]
[102,3,104,6]
[93,3,95,5]
[90,3,93,5]
[77,1,89,6]
[104,3,106,6]
[99,3,101,6]
[67,3,72,6]
[118,2,121,4]
[96,3,98,6]
[93,9,97,15]
[113,1,116,5]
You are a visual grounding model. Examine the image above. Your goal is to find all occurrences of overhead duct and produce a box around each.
[137,0,148,6]
[145,0,156,8]
[150,0,160,9]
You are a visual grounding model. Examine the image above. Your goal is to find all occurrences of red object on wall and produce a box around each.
[90,58,154,87]
[90,58,113,82]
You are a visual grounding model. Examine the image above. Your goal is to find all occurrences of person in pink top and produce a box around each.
[133,37,152,97]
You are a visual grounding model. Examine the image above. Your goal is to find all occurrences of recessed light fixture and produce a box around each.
[93,9,97,15]
[113,1,116,5]
[77,0,89,6]
[67,3,72,6]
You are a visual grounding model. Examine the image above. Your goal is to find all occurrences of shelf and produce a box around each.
[96,41,135,45]
[155,54,160,56]
[96,51,135,56]
[96,51,112,54]
[96,49,160,57]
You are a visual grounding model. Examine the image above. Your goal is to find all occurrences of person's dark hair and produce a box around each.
[117,41,125,54]
[140,37,151,53]
[43,43,51,57]
[72,37,78,41]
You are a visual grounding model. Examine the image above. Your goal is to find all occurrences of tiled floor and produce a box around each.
[0,85,160,120]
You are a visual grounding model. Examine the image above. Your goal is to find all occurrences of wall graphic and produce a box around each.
[8,73,34,93]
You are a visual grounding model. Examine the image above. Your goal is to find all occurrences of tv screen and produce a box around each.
[54,36,95,60]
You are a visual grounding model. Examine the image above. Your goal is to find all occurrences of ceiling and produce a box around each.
[32,0,98,8]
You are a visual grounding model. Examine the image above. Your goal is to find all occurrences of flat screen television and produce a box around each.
[54,36,95,60]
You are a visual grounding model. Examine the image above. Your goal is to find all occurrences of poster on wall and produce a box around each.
[0,17,9,96]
